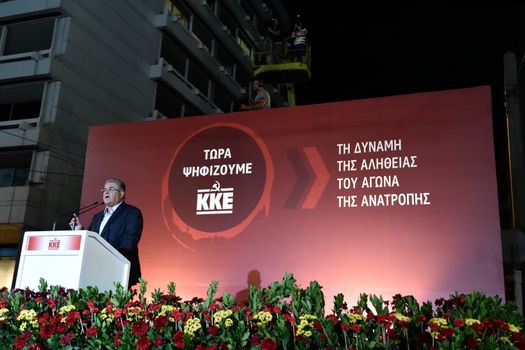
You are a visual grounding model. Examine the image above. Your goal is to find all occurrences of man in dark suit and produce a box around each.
[70,178,143,287]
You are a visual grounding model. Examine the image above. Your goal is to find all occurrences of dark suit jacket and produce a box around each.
[88,202,143,286]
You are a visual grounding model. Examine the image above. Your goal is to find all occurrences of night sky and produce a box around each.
[284,1,521,106]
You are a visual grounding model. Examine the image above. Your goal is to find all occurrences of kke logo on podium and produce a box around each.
[27,235,82,251]
[48,238,61,250]
[161,123,274,249]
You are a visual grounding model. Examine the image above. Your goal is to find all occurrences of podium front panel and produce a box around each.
[15,231,130,291]
[15,233,84,290]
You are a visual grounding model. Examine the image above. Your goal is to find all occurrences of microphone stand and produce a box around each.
[52,201,102,231]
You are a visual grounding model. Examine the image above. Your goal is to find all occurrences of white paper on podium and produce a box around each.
[15,230,130,291]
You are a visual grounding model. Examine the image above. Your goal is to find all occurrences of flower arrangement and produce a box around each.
[0,273,524,349]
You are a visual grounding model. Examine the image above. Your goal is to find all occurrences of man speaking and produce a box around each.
[70,178,143,286]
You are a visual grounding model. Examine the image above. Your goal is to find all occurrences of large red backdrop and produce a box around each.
[81,86,504,304]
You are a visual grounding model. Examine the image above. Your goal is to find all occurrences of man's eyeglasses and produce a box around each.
[101,188,120,193]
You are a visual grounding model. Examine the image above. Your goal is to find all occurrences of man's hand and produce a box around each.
[69,214,83,230]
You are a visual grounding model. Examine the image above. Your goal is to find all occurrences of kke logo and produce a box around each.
[162,123,274,248]
[48,238,61,250]
[196,181,234,215]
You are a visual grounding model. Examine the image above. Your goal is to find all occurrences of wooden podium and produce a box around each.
[15,230,130,291]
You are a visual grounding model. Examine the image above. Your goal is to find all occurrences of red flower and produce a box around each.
[261,338,278,350]
[352,324,361,332]
[60,333,73,345]
[466,337,480,348]
[40,324,54,339]
[153,315,168,330]
[155,336,163,346]
[340,322,350,331]
[208,325,219,336]
[86,326,98,337]
[173,330,185,348]
[114,331,121,347]
[397,320,409,328]
[46,298,57,309]
[313,321,323,331]
[172,310,183,321]
[327,314,338,325]
[87,300,99,313]
[273,306,281,313]
[132,320,149,336]
[453,318,465,328]
[14,332,31,349]
[250,335,260,345]
[472,322,484,333]
[113,308,124,318]
[137,336,151,350]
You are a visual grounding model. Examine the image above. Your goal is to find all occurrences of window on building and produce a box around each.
[204,0,217,14]
[218,6,237,38]
[0,83,44,122]
[161,34,188,77]
[239,0,257,24]
[213,84,234,113]
[155,83,184,118]
[165,0,190,30]
[187,60,210,97]
[236,67,252,94]
[191,15,213,53]
[215,44,235,77]
[0,150,32,187]
[2,18,55,55]
[237,30,252,59]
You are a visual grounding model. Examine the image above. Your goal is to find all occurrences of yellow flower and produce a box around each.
[429,317,447,328]
[59,305,75,315]
[0,308,8,321]
[17,309,37,321]
[214,309,233,325]
[100,308,115,323]
[499,336,512,346]
[160,305,177,316]
[465,318,480,326]
[395,313,410,322]
[508,323,521,333]
[17,309,39,328]
[126,306,144,320]
[254,311,272,326]
[296,314,316,336]
[346,312,363,324]
[184,317,202,337]
[225,318,233,327]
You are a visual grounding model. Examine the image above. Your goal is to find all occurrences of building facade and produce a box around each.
[0,0,292,287]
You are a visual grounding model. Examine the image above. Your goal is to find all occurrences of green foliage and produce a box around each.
[0,278,523,349]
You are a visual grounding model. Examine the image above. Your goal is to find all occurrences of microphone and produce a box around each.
[52,201,103,231]
[78,201,103,214]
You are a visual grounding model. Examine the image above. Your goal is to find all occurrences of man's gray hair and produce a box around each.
[105,178,126,192]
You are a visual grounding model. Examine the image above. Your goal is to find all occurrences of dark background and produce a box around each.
[284,1,521,104]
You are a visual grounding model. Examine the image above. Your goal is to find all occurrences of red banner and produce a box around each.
[81,86,504,303]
